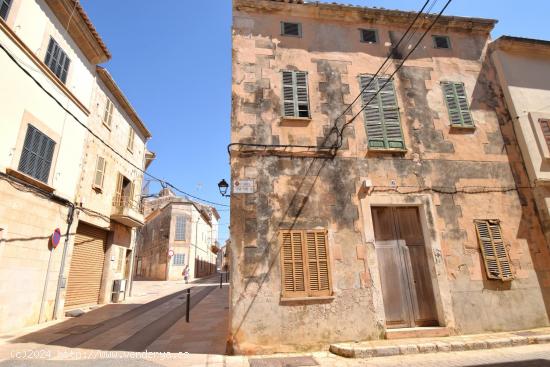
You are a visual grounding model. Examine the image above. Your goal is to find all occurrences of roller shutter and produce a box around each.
[65,223,107,308]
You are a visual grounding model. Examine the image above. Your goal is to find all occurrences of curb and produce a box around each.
[329,334,550,359]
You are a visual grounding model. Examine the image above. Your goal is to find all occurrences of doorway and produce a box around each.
[371,206,438,328]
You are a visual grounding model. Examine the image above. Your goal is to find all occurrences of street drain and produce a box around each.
[248,356,318,367]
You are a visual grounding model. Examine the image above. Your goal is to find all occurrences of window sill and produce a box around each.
[102,122,112,131]
[92,185,103,193]
[367,148,408,155]
[280,295,335,304]
[6,168,55,193]
[450,124,476,131]
[280,116,312,127]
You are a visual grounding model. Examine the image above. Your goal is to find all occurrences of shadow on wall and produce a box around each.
[472,52,550,322]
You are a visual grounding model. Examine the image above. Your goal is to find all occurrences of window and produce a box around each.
[18,124,56,183]
[441,81,474,128]
[360,29,378,44]
[103,99,114,128]
[281,22,301,37]
[175,216,186,241]
[173,253,185,266]
[44,38,71,83]
[127,128,135,152]
[359,74,405,150]
[0,0,12,21]
[433,35,451,49]
[93,156,106,189]
[280,229,332,299]
[474,220,513,281]
[539,119,550,151]
[282,70,310,118]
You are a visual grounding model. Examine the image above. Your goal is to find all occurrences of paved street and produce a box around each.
[0,275,230,362]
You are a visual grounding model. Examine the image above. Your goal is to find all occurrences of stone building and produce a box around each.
[229,0,550,354]
[0,0,151,332]
[136,188,219,281]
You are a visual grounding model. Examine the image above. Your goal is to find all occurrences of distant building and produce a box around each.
[0,0,151,332]
[136,188,219,281]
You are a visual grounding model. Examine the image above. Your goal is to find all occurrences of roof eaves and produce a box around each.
[45,0,111,64]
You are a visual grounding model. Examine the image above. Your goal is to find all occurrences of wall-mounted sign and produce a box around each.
[51,228,61,249]
[168,249,174,257]
[233,179,256,194]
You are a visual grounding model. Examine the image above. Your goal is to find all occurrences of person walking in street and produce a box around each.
[182,265,189,284]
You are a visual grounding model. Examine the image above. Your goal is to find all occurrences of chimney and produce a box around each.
[159,187,175,197]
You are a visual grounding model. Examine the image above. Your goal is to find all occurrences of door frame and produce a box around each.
[358,192,455,330]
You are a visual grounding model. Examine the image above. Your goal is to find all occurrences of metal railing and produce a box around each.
[112,195,143,214]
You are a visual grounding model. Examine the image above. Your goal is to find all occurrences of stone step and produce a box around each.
[329,332,550,359]
[385,327,450,340]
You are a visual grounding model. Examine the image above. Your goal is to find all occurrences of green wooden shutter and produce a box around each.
[475,220,513,281]
[442,81,474,127]
[18,124,55,183]
[360,75,404,149]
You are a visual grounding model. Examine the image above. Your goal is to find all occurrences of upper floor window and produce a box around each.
[441,81,474,128]
[281,22,301,37]
[103,99,114,129]
[359,74,405,150]
[539,119,550,151]
[93,156,107,190]
[360,29,378,44]
[282,70,310,118]
[433,35,451,49]
[175,216,186,241]
[127,128,135,152]
[0,0,13,21]
[18,124,56,183]
[44,38,71,83]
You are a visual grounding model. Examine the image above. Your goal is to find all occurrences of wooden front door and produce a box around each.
[372,207,438,328]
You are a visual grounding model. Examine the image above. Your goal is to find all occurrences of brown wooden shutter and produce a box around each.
[93,156,106,188]
[280,229,332,298]
[475,220,513,281]
[115,173,123,206]
[306,230,331,297]
[280,231,307,298]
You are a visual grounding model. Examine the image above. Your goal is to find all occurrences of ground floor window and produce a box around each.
[279,229,332,299]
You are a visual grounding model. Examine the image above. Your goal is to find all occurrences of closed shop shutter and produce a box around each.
[65,223,107,308]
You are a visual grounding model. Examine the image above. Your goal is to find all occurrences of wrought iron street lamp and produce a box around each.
[217,179,230,197]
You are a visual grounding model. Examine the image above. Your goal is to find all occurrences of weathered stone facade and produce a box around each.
[229,0,550,354]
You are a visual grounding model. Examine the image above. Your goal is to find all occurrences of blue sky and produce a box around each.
[80,0,550,243]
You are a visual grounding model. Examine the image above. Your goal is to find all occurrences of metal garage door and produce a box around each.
[65,223,107,308]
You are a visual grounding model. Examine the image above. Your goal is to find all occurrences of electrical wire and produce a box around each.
[228,0,434,155]
[333,0,453,150]
[0,42,229,208]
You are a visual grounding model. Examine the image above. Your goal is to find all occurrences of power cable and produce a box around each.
[227,0,434,155]
[333,0,453,150]
[0,42,229,208]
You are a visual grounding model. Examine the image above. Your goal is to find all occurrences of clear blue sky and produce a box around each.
[80,0,550,243]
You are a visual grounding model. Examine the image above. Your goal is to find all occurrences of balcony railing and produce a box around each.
[111,195,144,227]
[112,195,143,213]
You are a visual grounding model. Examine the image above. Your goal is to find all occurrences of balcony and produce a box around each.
[111,195,144,227]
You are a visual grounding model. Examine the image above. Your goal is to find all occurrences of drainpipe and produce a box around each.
[52,204,76,319]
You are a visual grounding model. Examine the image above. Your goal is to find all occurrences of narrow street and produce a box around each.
[0,275,230,363]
